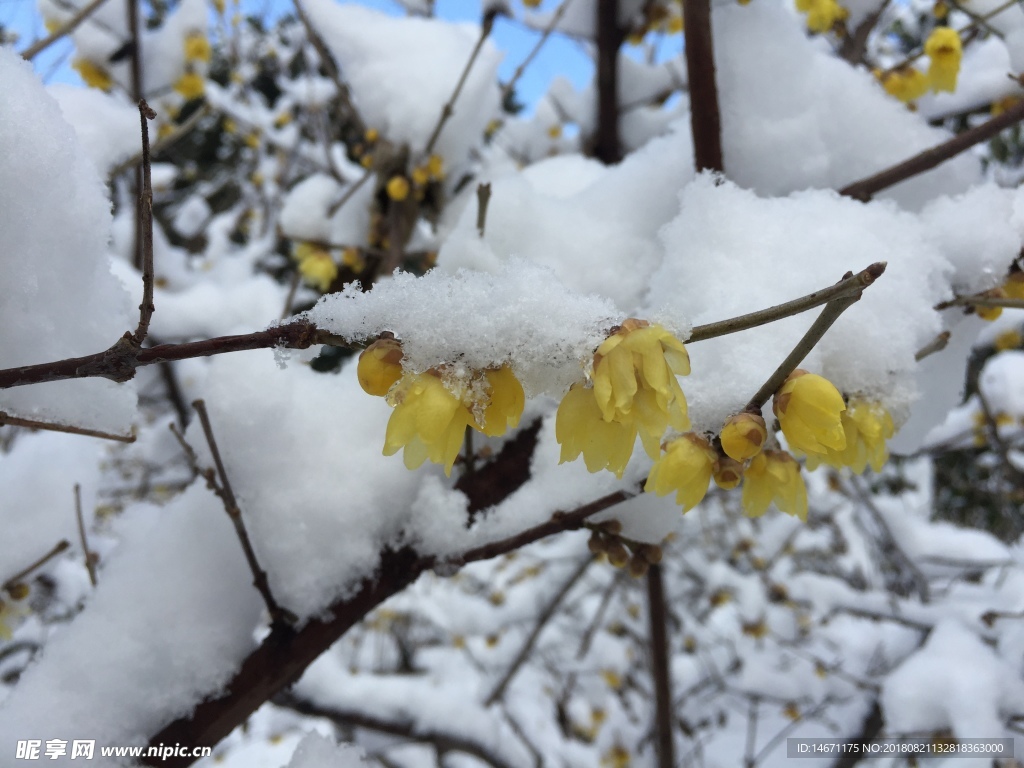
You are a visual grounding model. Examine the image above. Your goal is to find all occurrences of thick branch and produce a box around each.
[144,488,633,765]
[840,97,1024,201]
[0,320,327,390]
[683,0,723,172]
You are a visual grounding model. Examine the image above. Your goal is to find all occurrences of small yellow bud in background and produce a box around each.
[994,329,1022,352]
[6,583,29,601]
[296,248,337,292]
[712,455,744,490]
[364,127,379,142]
[273,112,292,128]
[427,154,444,180]
[411,166,430,187]
[522,0,541,7]
[360,155,373,169]
[547,124,562,139]
[358,338,404,397]
[666,14,684,33]
[223,118,237,134]
[795,0,848,33]
[933,0,949,17]
[626,29,646,45]
[72,59,113,91]
[184,32,212,63]
[386,175,410,201]
[606,541,630,568]
[174,72,206,100]
[977,287,1007,321]
[720,412,768,461]
[1003,272,1024,299]
[925,27,962,93]
[341,246,365,273]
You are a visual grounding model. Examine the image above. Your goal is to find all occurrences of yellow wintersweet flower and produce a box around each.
[385,373,473,476]
[383,366,525,476]
[358,338,404,397]
[666,14,684,33]
[720,411,768,461]
[72,58,113,91]
[386,175,410,202]
[592,319,690,458]
[174,71,205,100]
[184,32,212,63]
[478,366,525,437]
[795,0,848,33]
[364,127,379,142]
[977,287,1007,321]
[556,384,638,478]
[712,455,743,490]
[773,370,846,456]
[427,154,444,180]
[994,329,1022,352]
[805,399,895,474]
[925,27,962,93]
[742,450,808,521]
[881,67,929,103]
[1004,273,1024,300]
[412,166,430,187]
[645,433,717,511]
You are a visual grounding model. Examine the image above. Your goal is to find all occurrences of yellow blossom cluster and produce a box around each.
[556,319,691,478]
[358,338,525,476]
[72,58,113,91]
[795,0,848,33]
[976,272,1024,322]
[881,27,964,104]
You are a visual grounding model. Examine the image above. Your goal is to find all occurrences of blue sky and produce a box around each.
[4,0,604,112]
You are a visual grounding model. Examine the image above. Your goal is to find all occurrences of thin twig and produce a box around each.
[484,555,593,706]
[976,387,1024,485]
[327,169,372,216]
[133,100,158,346]
[424,13,496,156]
[744,269,884,412]
[744,696,760,768]
[501,0,574,101]
[281,271,302,320]
[3,541,71,591]
[936,295,1024,310]
[688,263,886,343]
[0,411,135,443]
[476,182,492,238]
[74,484,98,587]
[914,330,951,361]
[110,104,210,179]
[840,97,1024,201]
[192,399,296,627]
[683,0,724,172]
[594,0,624,163]
[646,563,675,768]
[20,0,110,60]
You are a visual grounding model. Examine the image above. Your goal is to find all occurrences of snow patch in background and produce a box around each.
[283,732,367,768]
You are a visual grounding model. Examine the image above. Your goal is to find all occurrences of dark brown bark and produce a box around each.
[682,0,724,173]
[594,0,624,164]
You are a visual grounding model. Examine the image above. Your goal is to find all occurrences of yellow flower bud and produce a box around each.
[296,248,337,292]
[977,287,1006,321]
[712,455,744,490]
[773,370,846,456]
[720,412,768,461]
[364,127,379,142]
[386,175,410,202]
[411,166,430,187]
[925,27,962,93]
[1004,272,1024,299]
[881,67,929,103]
[644,433,716,512]
[427,154,444,180]
[358,338,404,397]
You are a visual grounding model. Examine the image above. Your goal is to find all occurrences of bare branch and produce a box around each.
[74,484,98,587]
[0,411,135,443]
[3,541,71,591]
[683,0,724,172]
[192,399,296,627]
[840,97,1024,201]
[476,182,492,237]
[133,100,158,346]
[501,0,575,102]
[646,563,675,768]
[20,0,110,60]
[594,0,624,163]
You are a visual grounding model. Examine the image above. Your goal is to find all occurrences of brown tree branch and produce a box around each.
[594,0,624,163]
[0,411,135,443]
[133,100,157,346]
[275,692,520,768]
[501,0,575,102]
[683,0,724,172]
[143,487,634,766]
[0,320,327,391]
[3,541,70,590]
[646,563,675,768]
[839,97,1024,201]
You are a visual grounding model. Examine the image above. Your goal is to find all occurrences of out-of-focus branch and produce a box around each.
[501,0,574,102]
[683,0,723,172]
[594,0,624,163]
[839,97,1024,201]
[133,100,157,346]
[74,484,98,587]
[274,693,521,768]
[0,411,135,443]
[110,104,211,179]
[3,541,70,590]
[20,0,110,60]
[424,11,496,156]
